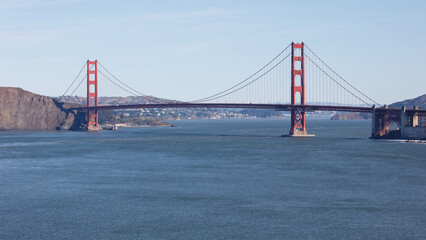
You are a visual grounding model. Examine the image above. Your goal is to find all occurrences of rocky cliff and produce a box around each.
[0,87,85,130]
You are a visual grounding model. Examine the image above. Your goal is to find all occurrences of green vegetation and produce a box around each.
[98,110,114,124]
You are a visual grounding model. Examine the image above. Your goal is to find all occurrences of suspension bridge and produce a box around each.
[63,42,426,139]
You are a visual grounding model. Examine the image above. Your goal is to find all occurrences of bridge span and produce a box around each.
[63,42,426,139]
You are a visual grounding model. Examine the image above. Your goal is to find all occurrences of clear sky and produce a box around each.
[0,0,425,104]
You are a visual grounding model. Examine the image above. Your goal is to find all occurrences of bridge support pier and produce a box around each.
[371,105,401,139]
[371,105,376,138]
[399,106,426,139]
[372,105,426,139]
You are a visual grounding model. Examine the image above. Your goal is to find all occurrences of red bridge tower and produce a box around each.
[87,60,99,131]
[289,42,313,137]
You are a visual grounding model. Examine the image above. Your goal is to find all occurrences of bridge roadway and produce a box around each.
[72,103,426,114]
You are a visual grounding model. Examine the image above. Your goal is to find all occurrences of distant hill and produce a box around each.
[59,96,284,120]
[388,94,426,109]
[331,94,426,120]
[58,95,174,105]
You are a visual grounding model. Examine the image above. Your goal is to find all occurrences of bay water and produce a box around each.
[0,119,425,239]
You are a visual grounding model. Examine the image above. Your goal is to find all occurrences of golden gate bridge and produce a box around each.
[62,42,426,139]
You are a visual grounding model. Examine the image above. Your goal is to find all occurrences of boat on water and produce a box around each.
[102,125,118,131]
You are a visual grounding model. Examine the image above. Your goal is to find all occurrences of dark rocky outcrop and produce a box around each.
[0,87,85,130]
[330,112,371,120]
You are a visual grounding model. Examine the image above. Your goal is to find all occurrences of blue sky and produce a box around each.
[0,0,425,104]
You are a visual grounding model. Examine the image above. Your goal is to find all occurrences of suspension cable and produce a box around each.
[195,52,292,103]
[67,63,97,97]
[304,53,371,106]
[190,43,291,103]
[97,61,163,102]
[69,73,87,96]
[98,61,147,97]
[62,62,87,96]
[304,44,380,106]
[98,69,140,97]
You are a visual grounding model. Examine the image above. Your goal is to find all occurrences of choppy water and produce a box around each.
[0,119,425,239]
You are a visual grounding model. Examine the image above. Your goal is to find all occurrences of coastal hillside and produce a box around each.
[0,87,85,130]
[331,94,426,120]
[59,95,284,120]
[388,94,426,109]
[59,95,173,105]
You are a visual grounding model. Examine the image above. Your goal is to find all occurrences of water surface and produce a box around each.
[0,119,425,239]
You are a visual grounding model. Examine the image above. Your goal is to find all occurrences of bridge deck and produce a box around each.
[71,103,426,114]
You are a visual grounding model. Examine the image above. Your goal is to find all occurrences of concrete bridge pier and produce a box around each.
[372,105,426,140]
[371,105,376,138]
[400,106,426,139]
